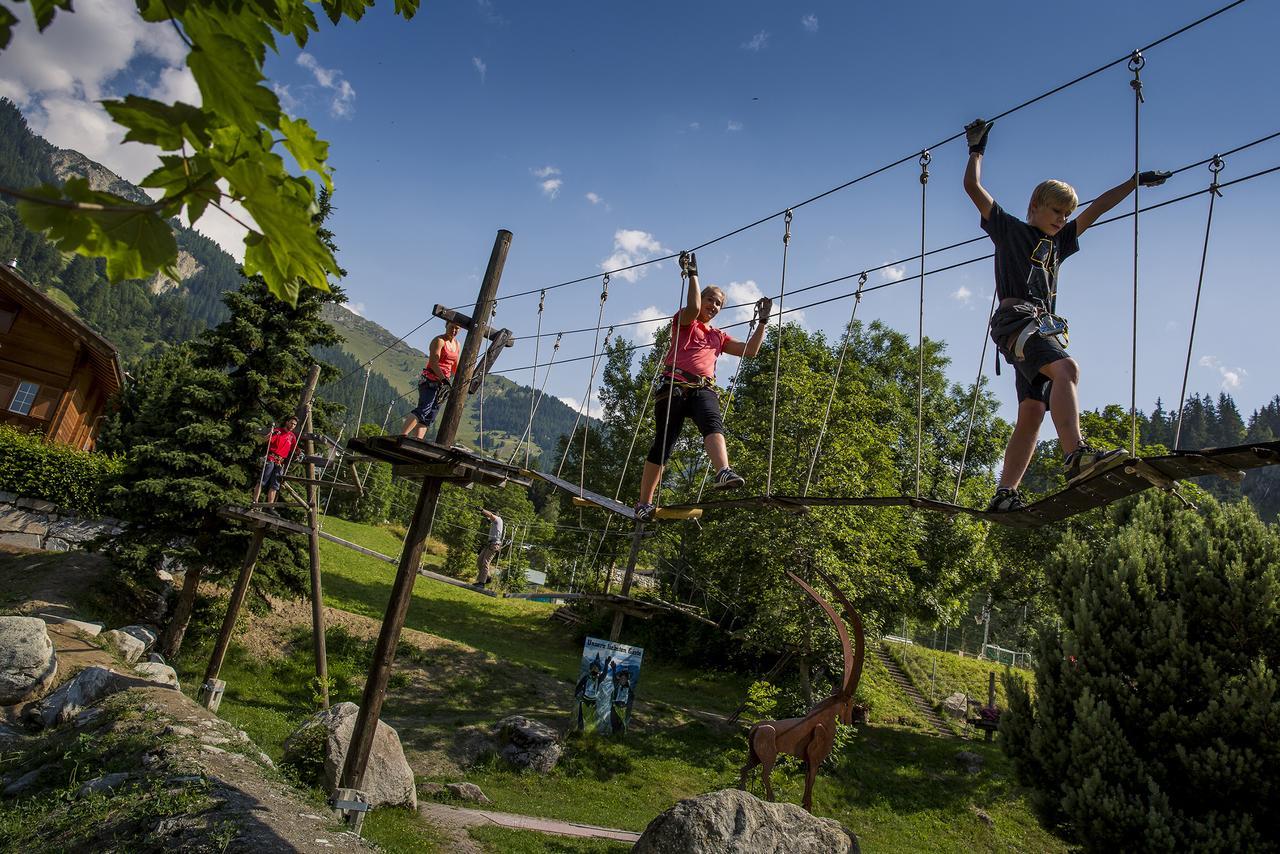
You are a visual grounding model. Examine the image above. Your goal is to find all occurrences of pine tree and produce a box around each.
[1002,493,1280,851]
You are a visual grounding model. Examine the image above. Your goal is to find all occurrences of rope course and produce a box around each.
[1174,155,1225,449]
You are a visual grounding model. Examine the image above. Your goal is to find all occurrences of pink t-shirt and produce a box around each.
[663,314,734,379]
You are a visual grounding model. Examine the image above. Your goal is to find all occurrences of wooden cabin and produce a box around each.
[0,264,124,450]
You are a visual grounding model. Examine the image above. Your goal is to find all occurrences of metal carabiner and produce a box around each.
[1209,154,1225,197]
[919,150,931,184]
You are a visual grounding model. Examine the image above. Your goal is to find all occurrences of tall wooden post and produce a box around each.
[339,229,512,794]
[608,521,646,641]
[303,402,330,708]
[201,364,321,710]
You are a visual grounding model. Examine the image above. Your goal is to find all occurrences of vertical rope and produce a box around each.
[694,310,763,503]
[953,287,999,503]
[556,276,609,484]
[524,291,545,469]
[352,368,370,434]
[614,345,663,501]
[803,272,866,496]
[1129,50,1145,457]
[1174,155,1224,449]
[915,151,931,497]
[580,326,614,495]
[655,261,690,509]
[765,209,793,496]
[380,393,396,434]
[507,332,562,466]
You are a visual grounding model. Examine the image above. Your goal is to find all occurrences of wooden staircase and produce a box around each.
[875,645,954,737]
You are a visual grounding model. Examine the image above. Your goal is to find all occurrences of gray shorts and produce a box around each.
[1009,334,1069,408]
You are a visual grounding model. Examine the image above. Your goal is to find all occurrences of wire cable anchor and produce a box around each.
[1129,50,1145,102]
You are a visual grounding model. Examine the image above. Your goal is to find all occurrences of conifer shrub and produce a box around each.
[1002,493,1279,852]
[0,425,121,515]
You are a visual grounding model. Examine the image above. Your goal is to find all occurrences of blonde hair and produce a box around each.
[701,285,725,303]
[1028,179,1078,219]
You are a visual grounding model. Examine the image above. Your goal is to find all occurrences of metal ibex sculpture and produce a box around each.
[738,569,865,812]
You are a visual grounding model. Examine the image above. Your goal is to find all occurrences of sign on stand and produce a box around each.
[573,637,642,736]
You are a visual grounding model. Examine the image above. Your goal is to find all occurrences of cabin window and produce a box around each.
[8,380,38,416]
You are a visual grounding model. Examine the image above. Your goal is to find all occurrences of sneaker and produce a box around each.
[986,487,1027,513]
[1063,444,1126,484]
[633,502,656,522]
[713,467,746,490]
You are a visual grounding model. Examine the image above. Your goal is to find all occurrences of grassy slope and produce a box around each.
[170,517,1069,853]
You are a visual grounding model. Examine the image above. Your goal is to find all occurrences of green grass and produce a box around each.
[860,647,928,729]
[886,642,1030,709]
[363,807,448,852]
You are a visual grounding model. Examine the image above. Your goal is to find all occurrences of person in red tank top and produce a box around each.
[253,414,298,504]
[401,319,462,439]
[634,252,769,520]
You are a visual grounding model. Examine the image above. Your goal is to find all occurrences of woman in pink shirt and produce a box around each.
[634,252,769,520]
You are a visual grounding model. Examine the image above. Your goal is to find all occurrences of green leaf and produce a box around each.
[16,179,178,283]
[276,0,319,48]
[320,0,367,25]
[140,154,221,223]
[393,0,420,19]
[29,0,72,31]
[103,96,215,150]
[186,32,280,134]
[0,4,18,49]
[279,115,331,192]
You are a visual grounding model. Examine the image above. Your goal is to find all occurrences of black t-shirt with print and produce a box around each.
[981,201,1080,311]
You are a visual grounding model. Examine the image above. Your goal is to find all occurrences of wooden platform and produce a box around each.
[348,435,532,488]
[664,440,1280,529]
[527,470,701,520]
[218,505,313,536]
[281,475,361,492]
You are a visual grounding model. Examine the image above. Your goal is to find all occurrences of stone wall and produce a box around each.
[0,492,122,552]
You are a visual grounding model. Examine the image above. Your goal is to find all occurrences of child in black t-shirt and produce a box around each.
[962,118,1169,512]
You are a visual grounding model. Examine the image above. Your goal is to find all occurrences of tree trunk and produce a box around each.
[161,566,203,659]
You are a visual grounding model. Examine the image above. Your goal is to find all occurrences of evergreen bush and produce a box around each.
[0,425,121,515]
[1002,493,1280,852]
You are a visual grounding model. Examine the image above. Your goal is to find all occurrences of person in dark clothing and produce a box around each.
[963,118,1169,511]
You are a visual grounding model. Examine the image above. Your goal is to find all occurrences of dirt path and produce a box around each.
[419,802,642,844]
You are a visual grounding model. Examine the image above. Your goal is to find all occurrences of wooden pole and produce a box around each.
[608,521,646,641]
[304,399,330,709]
[201,364,321,708]
[339,229,512,795]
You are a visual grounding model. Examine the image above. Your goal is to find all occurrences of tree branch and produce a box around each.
[0,184,166,214]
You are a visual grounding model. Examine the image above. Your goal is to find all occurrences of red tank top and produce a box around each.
[424,337,460,381]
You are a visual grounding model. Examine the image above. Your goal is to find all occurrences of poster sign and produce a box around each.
[573,636,643,735]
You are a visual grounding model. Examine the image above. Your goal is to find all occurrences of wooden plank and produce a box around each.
[218,505,313,537]
[348,435,531,487]
[532,470,635,519]
[281,475,361,491]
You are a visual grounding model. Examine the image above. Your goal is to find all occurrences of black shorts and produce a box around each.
[261,460,286,491]
[412,379,445,426]
[995,332,1068,408]
[646,384,724,465]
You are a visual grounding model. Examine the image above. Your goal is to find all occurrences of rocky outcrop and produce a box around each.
[0,616,58,705]
[492,715,562,774]
[0,493,122,552]
[50,148,153,205]
[634,789,860,854]
[26,664,178,729]
[283,702,416,809]
[101,625,159,665]
[941,692,970,720]
[146,250,203,295]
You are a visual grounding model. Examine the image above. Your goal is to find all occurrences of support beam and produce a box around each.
[608,521,646,642]
[302,368,330,709]
[339,229,512,798]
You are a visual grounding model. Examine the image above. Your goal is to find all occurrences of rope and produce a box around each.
[655,263,690,509]
[352,368,370,434]
[615,345,664,501]
[1174,155,1224,449]
[579,329,611,494]
[765,210,793,496]
[694,310,764,503]
[953,287,999,503]
[506,332,563,466]
[1128,51,1145,458]
[555,277,610,484]
[915,151,931,498]
[803,272,866,497]
[525,291,545,469]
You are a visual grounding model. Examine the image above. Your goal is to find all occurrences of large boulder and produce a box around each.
[492,715,562,774]
[101,630,146,664]
[283,702,416,809]
[634,789,859,854]
[941,692,969,720]
[0,617,58,705]
[26,665,176,729]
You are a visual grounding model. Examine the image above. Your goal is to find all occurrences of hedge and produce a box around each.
[0,425,121,516]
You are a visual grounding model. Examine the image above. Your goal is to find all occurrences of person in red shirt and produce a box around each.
[254,415,298,504]
[401,319,462,440]
[634,252,769,520]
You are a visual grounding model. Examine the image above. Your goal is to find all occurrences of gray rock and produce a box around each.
[46,518,109,544]
[102,629,146,664]
[634,788,859,854]
[954,750,984,775]
[37,614,104,637]
[164,724,195,737]
[77,772,130,797]
[941,692,970,720]
[283,701,416,809]
[2,768,43,796]
[0,490,16,504]
[0,507,48,534]
[445,782,491,804]
[0,616,58,704]
[134,662,180,690]
[418,781,446,798]
[27,665,175,729]
[492,714,562,774]
[43,538,71,552]
[0,532,43,549]
[120,625,159,652]
[148,652,166,664]
[16,497,57,513]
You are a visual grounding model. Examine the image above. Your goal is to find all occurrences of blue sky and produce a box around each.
[2,0,1278,428]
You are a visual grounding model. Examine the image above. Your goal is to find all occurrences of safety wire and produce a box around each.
[556,277,610,485]
[915,151,931,498]
[765,210,794,496]
[506,332,563,466]
[654,265,690,510]
[694,305,765,503]
[953,287,999,503]
[525,291,545,469]
[1174,155,1224,449]
[803,271,867,497]
[1128,50,1145,457]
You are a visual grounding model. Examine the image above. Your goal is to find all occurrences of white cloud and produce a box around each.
[532,165,560,179]
[585,192,602,204]
[1198,355,1247,390]
[726,120,743,132]
[347,302,366,317]
[951,285,972,303]
[622,305,670,345]
[540,178,562,199]
[689,121,701,131]
[475,0,507,25]
[741,30,769,51]
[724,279,804,328]
[296,52,356,118]
[600,229,668,283]
[472,56,487,83]
[801,14,819,33]
[272,82,300,114]
[881,265,907,282]
[558,395,604,420]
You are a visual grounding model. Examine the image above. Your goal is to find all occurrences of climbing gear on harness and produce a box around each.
[986,487,1026,513]
[1063,444,1126,484]
[714,467,745,490]
[965,118,993,155]
[679,251,699,279]
[1010,310,1069,359]
[658,366,717,392]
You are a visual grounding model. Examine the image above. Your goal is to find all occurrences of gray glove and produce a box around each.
[965,118,993,155]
